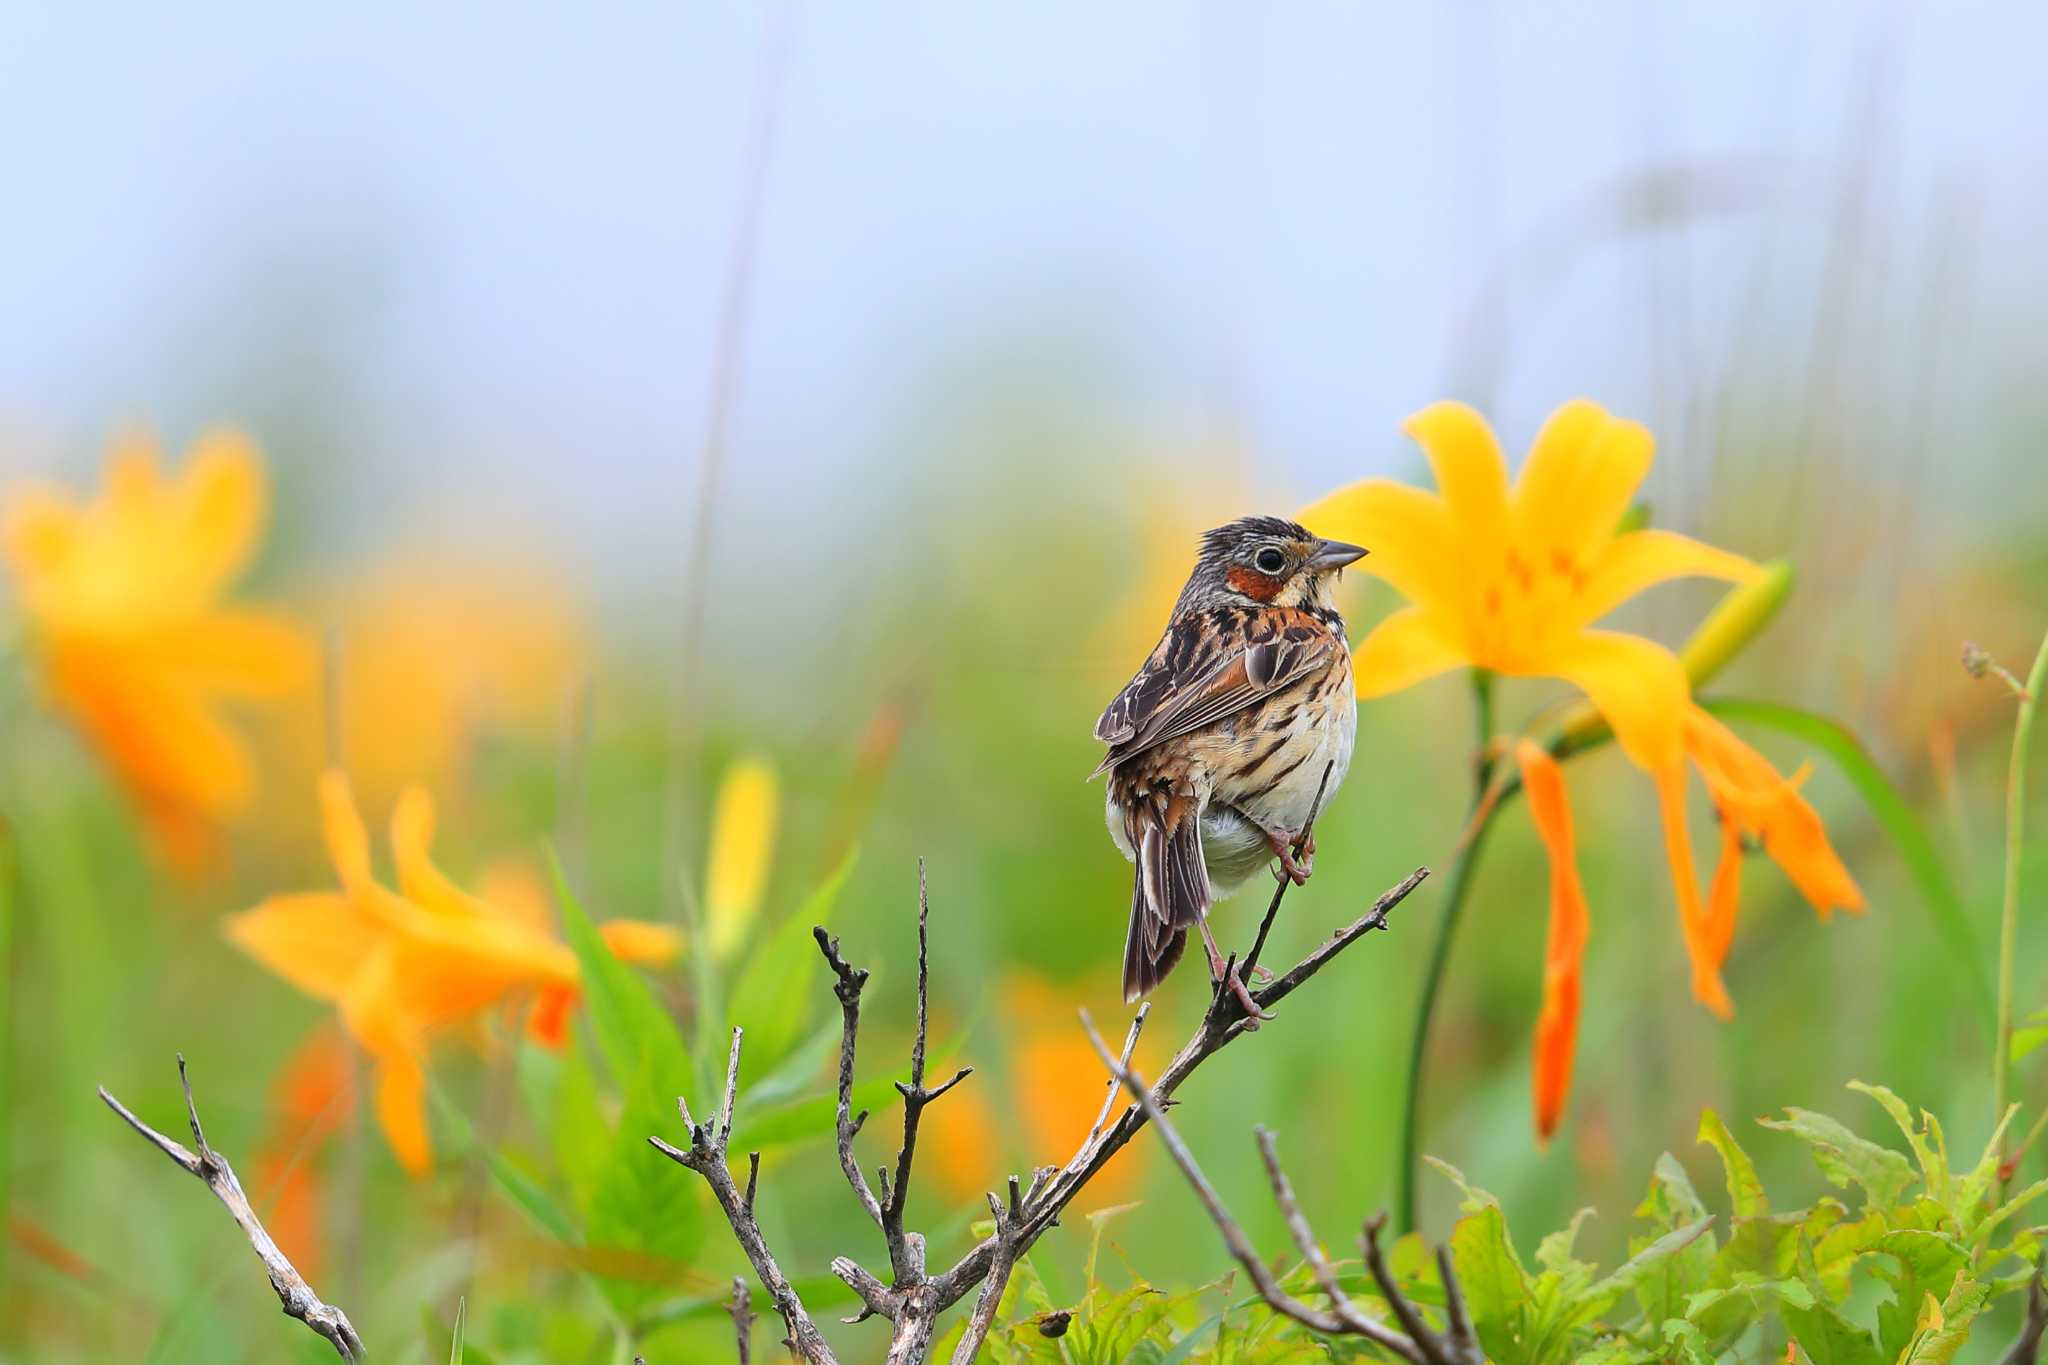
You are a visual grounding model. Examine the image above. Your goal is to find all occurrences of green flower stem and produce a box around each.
[1397,670,1498,1234]
[1994,627,2048,1180]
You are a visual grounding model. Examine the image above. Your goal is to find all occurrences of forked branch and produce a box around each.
[99,1056,367,1362]
[1081,1017,1482,1365]
[657,861,1431,1363]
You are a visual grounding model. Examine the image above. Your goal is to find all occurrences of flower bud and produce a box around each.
[1680,560,1794,689]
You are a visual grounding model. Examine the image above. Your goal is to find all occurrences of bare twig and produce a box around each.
[2000,1255,2048,1365]
[815,925,885,1230]
[99,1056,366,1362]
[730,1274,756,1365]
[883,861,974,1282]
[1080,1020,1481,1365]
[649,1027,836,1363]
[668,864,1431,1363]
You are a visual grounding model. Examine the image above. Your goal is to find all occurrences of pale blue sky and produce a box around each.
[1,2,2040,569]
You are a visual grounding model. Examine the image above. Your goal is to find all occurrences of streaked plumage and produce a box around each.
[1095,516,1364,1003]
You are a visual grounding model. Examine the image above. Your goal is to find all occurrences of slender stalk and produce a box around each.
[1396,670,1496,1233]
[1993,628,2048,1186]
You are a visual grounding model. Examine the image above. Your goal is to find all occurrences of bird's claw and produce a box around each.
[1264,828,1314,885]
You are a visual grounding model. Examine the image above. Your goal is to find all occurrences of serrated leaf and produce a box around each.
[1893,1272,1989,1364]
[1760,1107,1917,1208]
[1536,1208,1597,1273]
[1697,1110,1767,1217]
[1446,1202,1532,1360]
[726,852,857,1077]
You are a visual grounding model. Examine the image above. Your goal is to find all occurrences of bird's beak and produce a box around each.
[1305,538,1368,571]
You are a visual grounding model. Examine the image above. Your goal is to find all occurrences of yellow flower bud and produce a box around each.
[1680,560,1795,689]
[705,757,780,961]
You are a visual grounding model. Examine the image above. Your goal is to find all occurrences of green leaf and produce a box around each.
[585,1055,708,1318]
[1696,1110,1767,1217]
[1849,1083,1948,1203]
[1446,1202,1533,1360]
[1700,698,1988,1017]
[1759,1107,1917,1208]
[448,1297,466,1365]
[726,852,857,1078]
[552,851,692,1105]
[1895,1274,1991,1364]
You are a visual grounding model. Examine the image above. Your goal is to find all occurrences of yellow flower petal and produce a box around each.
[141,609,315,698]
[390,786,490,920]
[319,769,376,896]
[1510,400,1652,560]
[1351,606,1466,699]
[168,428,266,600]
[1400,401,1511,549]
[1572,530,1764,631]
[705,757,779,960]
[1297,480,1468,623]
[372,1052,432,1177]
[1542,629,1690,773]
[1,484,81,584]
[225,892,379,1001]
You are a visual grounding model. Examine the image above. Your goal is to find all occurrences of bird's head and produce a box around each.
[1173,515,1367,616]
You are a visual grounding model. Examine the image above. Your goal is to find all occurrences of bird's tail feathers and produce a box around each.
[1122,793,1209,1002]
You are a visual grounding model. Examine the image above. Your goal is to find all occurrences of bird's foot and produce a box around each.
[1264,827,1314,885]
[1198,922,1273,1026]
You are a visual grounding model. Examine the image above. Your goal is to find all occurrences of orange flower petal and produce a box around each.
[389,786,491,920]
[167,428,267,600]
[1516,741,1591,1143]
[1684,707,1865,918]
[1655,762,1731,1018]
[1705,814,1744,966]
[600,919,685,967]
[528,984,578,1048]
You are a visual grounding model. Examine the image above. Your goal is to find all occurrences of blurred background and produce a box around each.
[2,1,2045,1359]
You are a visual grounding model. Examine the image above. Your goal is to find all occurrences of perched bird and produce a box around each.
[1094,516,1366,1009]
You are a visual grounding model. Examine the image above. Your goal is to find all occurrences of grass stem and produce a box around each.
[1994,628,2048,1187]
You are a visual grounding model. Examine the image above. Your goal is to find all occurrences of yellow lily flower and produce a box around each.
[227,770,681,1174]
[1,430,313,870]
[704,756,779,961]
[1304,400,1858,1027]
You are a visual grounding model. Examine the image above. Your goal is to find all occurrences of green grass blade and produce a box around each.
[1701,698,1988,1018]
[449,1296,466,1364]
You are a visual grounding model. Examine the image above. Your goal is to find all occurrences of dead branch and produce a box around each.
[98,1055,367,1362]
[1081,1017,1482,1365]
[730,1274,756,1365]
[656,862,1429,1363]
[2000,1255,2048,1365]
[648,1027,836,1363]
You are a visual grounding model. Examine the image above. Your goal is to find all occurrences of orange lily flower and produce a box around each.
[227,770,681,1173]
[1303,400,1864,1132]
[1515,741,1588,1144]
[0,430,313,870]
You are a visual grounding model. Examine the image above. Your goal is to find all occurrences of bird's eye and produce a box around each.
[1254,548,1286,574]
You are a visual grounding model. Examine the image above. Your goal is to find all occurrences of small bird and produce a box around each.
[1094,516,1365,1010]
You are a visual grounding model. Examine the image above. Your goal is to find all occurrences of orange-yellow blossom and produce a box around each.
[227,770,680,1173]
[0,430,313,870]
[1304,400,1861,1061]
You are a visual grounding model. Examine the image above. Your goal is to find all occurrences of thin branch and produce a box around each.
[1241,760,1333,979]
[730,1275,756,1365]
[814,926,885,1229]
[99,1056,366,1362]
[675,863,1431,1362]
[882,861,973,1283]
[649,1031,837,1364]
[925,867,1431,1315]
[1080,1021,1482,1365]
[2000,1255,2048,1365]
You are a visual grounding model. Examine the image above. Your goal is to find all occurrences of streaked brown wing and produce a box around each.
[1091,611,1335,777]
